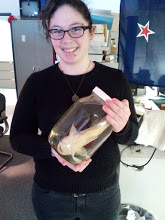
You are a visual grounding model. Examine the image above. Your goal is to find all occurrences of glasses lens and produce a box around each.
[49,29,64,40]
[69,27,84,38]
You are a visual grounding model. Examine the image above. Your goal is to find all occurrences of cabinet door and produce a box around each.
[12,20,36,96]
[12,20,53,96]
[34,20,53,71]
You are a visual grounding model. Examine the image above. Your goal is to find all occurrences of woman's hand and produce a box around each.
[102,98,131,133]
[51,147,92,172]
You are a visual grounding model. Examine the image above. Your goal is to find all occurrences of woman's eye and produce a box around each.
[52,29,63,34]
[72,27,82,32]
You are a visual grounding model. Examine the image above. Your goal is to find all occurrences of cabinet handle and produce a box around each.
[33,66,36,72]
[38,66,40,71]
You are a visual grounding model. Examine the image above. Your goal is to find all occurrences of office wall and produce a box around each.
[84,0,120,13]
[0,0,121,17]
[0,0,20,62]
[0,0,20,17]
[0,17,13,61]
[0,0,120,62]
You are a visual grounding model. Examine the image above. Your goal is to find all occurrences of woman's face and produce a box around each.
[49,5,94,65]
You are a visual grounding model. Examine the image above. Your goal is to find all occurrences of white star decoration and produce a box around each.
[137,21,155,42]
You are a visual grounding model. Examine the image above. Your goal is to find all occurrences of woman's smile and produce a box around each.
[62,47,78,53]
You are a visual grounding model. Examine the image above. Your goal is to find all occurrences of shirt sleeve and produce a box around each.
[111,70,139,146]
[9,73,51,159]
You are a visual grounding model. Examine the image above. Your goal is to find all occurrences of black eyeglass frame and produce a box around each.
[48,26,91,40]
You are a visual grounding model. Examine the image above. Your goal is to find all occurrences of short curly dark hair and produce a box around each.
[40,0,93,39]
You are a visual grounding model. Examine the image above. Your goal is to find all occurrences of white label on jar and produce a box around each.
[93,86,111,102]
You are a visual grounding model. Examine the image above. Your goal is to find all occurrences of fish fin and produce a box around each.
[69,124,76,136]
[75,147,87,157]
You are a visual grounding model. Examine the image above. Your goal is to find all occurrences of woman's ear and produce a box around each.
[89,26,95,41]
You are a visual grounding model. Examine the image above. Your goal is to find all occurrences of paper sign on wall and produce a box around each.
[21,35,26,42]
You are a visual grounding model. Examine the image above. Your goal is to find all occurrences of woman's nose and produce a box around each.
[63,31,73,41]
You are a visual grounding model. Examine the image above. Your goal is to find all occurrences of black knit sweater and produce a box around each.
[10,62,138,193]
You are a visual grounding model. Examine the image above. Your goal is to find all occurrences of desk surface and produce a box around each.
[145,99,160,110]
[134,96,160,115]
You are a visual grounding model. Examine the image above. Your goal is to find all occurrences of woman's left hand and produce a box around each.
[102,98,131,133]
[51,147,92,172]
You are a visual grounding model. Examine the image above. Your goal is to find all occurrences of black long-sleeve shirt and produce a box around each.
[10,62,138,193]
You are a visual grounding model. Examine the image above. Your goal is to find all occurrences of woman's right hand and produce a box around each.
[51,147,92,172]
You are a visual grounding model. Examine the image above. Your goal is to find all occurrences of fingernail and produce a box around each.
[79,169,84,172]
[103,105,106,110]
[62,161,66,166]
[106,99,109,104]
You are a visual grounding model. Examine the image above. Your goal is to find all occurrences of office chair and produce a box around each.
[0,93,13,170]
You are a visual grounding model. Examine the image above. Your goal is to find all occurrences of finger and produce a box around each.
[121,99,129,106]
[104,99,130,121]
[105,100,122,117]
[103,99,130,132]
[106,114,121,132]
[106,98,129,114]
[103,103,124,123]
[68,159,92,172]
[51,148,68,165]
[106,98,127,108]
[71,161,87,172]
[66,163,79,172]
[78,159,92,172]
[51,147,92,172]
[51,147,59,158]
[112,98,130,115]
[62,160,67,166]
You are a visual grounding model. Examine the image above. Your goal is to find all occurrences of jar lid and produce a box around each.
[92,86,111,102]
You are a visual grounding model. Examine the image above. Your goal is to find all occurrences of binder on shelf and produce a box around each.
[89,24,111,62]
[90,9,113,30]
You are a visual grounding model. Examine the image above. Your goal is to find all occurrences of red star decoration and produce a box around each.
[8,15,17,24]
[137,21,155,42]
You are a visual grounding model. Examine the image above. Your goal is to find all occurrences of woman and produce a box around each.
[10,0,138,219]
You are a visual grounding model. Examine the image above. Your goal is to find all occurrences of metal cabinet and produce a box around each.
[12,20,53,96]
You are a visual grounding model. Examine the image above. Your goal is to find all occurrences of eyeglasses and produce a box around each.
[48,26,90,40]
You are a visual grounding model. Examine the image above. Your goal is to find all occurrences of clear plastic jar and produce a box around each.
[48,86,113,165]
